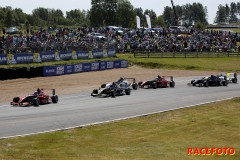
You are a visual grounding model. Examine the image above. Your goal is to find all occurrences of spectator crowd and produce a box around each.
[0,26,239,54]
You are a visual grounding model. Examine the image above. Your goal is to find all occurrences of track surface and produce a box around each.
[0,76,239,139]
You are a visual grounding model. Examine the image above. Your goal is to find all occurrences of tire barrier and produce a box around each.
[0,60,128,80]
[0,67,44,80]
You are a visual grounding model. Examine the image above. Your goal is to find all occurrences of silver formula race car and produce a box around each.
[218,73,238,83]
[91,77,138,97]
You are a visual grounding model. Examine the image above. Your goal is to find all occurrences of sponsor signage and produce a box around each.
[77,51,88,59]
[91,62,100,71]
[99,61,107,70]
[106,61,114,69]
[58,51,72,61]
[114,60,121,68]
[82,62,92,72]
[41,52,55,62]
[121,60,128,68]
[92,50,103,58]
[107,49,116,57]
[43,66,56,77]
[7,53,33,64]
[0,54,7,65]
[73,63,83,73]
[65,65,74,74]
[56,66,65,75]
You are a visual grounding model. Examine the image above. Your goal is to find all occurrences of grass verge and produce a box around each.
[0,98,239,160]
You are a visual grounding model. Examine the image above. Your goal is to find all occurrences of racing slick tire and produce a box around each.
[152,82,157,89]
[111,90,116,98]
[52,95,58,103]
[138,81,142,86]
[92,89,98,94]
[223,80,228,86]
[204,81,209,87]
[33,98,40,106]
[170,81,175,87]
[101,84,106,88]
[13,97,20,103]
[132,83,138,90]
[234,73,237,78]
[232,78,238,83]
[125,88,131,95]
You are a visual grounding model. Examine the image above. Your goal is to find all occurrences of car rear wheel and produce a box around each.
[111,90,116,98]
[232,78,238,83]
[152,82,157,89]
[125,88,131,95]
[170,81,175,87]
[52,95,58,103]
[223,81,228,86]
[204,81,209,87]
[132,83,138,90]
[13,97,20,103]
[33,98,40,106]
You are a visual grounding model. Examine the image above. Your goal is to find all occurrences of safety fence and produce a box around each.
[133,51,240,58]
[0,49,116,65]
[0,60,128,80]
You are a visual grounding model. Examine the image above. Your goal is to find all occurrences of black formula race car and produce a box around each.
[138,75,175,89]
[91,77,138,97]
[188,75,228,87]
[11,88,58,107]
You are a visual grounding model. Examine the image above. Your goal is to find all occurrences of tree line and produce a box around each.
[1,0,236,30]
[214,2,240,24]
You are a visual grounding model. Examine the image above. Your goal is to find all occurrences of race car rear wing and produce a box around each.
[39,88,56,95]
[161,76,173,81]
[124,78,136,84]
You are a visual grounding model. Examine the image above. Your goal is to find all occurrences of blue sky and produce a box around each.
[1,0,239,24]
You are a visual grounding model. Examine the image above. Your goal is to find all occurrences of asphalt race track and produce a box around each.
[0,75,239,139]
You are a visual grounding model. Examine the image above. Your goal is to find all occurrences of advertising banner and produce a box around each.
[99,61,107,70]
[91,62,100,71]
[65,64,74,74]
[0,54,7,65]
[121,60,128,68]
[58,51,72,61]
[76,51,88,59]
[82,62,92,72]
[73,63,83,73]
[55,66,65,75]
[114,60,121,68]
[107,49,116,57]
[43,66,56,77]
[40,52,55,62]
[106,61,114,69]
[7,53,33,64]
[92,50,103,58]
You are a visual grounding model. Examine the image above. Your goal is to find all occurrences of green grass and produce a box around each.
[118,54,240,72]
[0,98,239,160]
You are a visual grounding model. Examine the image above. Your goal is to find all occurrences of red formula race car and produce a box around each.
[138,75,175,89]
[11,88,58,107]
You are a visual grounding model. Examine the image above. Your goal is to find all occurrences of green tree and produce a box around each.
[90,0,104,27]
[117,0,135,28]
[163,6,175,26]
[214,4,226,24]
[4,10,13,27]
[103,0,118,25]
[155,15,165,27]
[194,21,204,29]
[229,2,237,23]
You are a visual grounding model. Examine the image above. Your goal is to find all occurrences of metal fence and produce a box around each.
[0,39,117,54]
[133,51,240,58]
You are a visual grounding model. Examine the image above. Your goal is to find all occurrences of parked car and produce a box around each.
[6,27,19,34]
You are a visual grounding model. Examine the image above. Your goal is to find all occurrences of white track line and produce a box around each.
[0,97,234,139]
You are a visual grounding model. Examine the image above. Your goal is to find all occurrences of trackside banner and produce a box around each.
[7,53,33,64]
[0,49,116,65]
[43,60,128,77]
[107,49,116,57]
[0,54,7,65]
